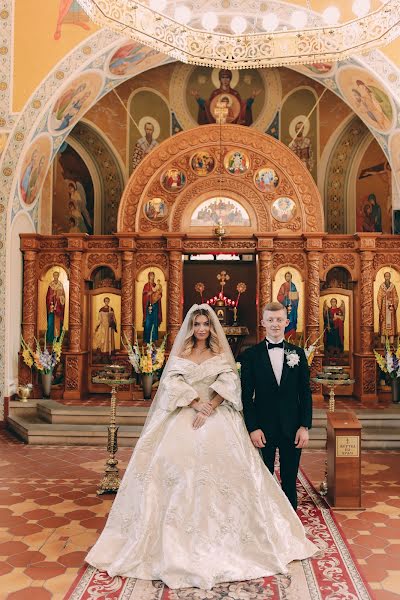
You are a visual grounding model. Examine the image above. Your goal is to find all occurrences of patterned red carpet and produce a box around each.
[65,471,373,600]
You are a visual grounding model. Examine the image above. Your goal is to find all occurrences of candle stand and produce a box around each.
[93,364,135,495]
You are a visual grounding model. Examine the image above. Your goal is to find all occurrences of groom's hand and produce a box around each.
[295,426,309,448]
[250,429,266,448]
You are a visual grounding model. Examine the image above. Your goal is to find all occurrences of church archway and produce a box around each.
[118,124,324,234]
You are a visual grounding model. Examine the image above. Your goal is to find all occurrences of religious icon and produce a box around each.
[323,297,345,357]
[143,198,168,222]
[19,134,52,206]
[160,168,186,192]
[190,151,215,176]
[377,271,399,344]
[337,66,395,134]
[143,272,163,343]
[357,193,383,233]
[190,197,250,227]
[254,167,279,192]
[94,297,118,355]
[271,197,297,223]
[108,43,148,77]
[46,271,66,341]
[54,0,90,41]
[277,271,299,338]
[48,71,103,134]
[132,117,160,171]
[289,116,314,172]
[224,150,250,175]
[190,68,260,126]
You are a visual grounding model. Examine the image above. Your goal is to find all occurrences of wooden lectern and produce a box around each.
[326,410,362,509]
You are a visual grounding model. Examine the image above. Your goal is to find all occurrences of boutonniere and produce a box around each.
[285,349,300,368]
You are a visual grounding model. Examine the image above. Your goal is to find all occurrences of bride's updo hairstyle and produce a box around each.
[180,308,221,357]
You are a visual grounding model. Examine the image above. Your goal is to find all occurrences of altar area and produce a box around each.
[16,124,399,407]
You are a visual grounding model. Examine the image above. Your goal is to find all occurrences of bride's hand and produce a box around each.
[192,413,208,429]
[193,400,213,416]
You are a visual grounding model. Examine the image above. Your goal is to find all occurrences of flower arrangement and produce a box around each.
[123,330,168,374]
[21,331,65,374]
[374,337,400,379]
[288,330,325,366]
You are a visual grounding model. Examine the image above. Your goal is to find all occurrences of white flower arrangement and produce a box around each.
[285,349,300,368]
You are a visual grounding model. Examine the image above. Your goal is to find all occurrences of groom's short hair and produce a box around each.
[263,302,287,315]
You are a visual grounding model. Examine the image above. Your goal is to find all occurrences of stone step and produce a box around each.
[36,400,148,425]
[7,401,400,449]
[7,414,142,446]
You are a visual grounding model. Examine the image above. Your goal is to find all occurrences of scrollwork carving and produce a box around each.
[184,240,256,250]
[272,253,305,270]
[65,356,79,391]
[87,253,119,270]
[362,358,376,394]
[306,252,321,330]
[87,239,119,249]
[259,252,272,313]
[324,239,356,249]
[373,253,400,269]
[38,253,70,272]
[121,252,134,344]
[322,253,355,270]
[69,252,82,353]
[136,253,168,271]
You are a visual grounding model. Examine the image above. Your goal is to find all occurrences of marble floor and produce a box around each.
[0,429,399,599]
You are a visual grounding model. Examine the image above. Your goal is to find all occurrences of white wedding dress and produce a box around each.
[86,354,317,589]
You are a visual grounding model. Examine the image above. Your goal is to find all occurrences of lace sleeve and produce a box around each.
[157,371,198,412]
[210,369,243,411]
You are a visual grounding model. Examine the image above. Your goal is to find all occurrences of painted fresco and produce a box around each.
[52,143,94,234]
[356,138,392,234]
[48,70,103,134]
[337,66,395,133]
[19,134,52,207]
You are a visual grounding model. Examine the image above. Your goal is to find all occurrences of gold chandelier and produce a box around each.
[77,1,400,69]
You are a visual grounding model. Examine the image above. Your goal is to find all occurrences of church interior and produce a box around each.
[1,0,400,598]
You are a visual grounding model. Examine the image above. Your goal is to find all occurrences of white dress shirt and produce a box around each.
[266,337,284,385]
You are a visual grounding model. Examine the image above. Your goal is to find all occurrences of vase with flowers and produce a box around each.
[123,329,168,400]
[20,331,65,398]
[374,338,400,403]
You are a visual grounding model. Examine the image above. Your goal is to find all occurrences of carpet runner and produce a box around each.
[65,470,374,600]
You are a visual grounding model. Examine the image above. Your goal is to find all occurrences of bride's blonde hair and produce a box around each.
[180,308,221,357]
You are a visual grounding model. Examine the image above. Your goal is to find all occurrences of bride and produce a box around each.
[86,304,317,589]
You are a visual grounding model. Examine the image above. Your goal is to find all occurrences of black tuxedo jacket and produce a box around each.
[240,340,312,440]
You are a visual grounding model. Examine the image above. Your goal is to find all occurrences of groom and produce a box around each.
[240,302,312,510]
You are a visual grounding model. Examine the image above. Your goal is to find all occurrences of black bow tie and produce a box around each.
[267,341,284,350]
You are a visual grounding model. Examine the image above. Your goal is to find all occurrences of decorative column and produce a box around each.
[354,242,377,403]
[19,239,39,387]
[117,234,137,346]
[64,236,86,399]
[305,236,323,399]
[257,240,273,341]
[167,236,183,348]
[121,250,135,345]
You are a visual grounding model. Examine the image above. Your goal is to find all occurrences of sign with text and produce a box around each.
[336,435,360,458]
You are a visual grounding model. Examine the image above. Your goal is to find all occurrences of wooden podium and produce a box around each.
[326,410,362,509]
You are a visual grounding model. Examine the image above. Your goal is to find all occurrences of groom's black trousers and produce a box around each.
[261,435,302,511]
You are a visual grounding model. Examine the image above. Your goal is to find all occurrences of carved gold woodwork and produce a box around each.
[168,250,183,347]
[118,124,323,235]
[258,251,273,340]
[273,253,306,271]
[136,252,168,272]
[121,251,135,345]
[69,252,83,353]
[360,251,374,353]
